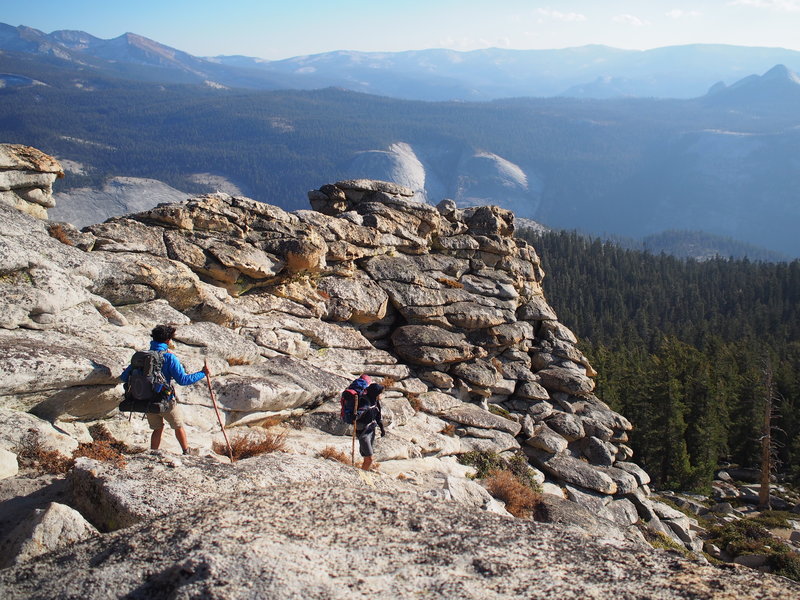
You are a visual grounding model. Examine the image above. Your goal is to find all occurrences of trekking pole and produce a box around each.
[204,359,234,463]
[351,393,360,467]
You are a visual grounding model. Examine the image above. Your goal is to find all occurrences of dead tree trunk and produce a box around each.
[758,363,773,510]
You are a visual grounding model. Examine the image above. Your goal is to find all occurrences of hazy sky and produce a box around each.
[4,0,800,59]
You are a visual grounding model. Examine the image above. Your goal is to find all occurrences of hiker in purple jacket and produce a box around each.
[121,325,209,454]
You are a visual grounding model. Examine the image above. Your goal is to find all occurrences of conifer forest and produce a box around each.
[520,229,800,492]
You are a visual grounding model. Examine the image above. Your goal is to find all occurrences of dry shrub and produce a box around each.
[213,429,287,460]
[15,434,74,475]
[73,440,127,468]
[47,223,74,246]
[407,392,422,413]
[485,469,541,519]
[381,376,397,388]
[88,423,145,455]
[396,473,408,480]
[440,423,457,437]
[319,446,351,464]
[226,357,251,366]
[259,415,286,428]
[436,277,464,289]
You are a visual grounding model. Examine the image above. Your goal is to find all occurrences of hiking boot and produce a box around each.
[182,447,199,456]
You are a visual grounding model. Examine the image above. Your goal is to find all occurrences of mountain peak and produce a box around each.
[705,63,800,107]
[763,63,800,83]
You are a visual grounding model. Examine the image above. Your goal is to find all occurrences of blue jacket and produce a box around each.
[121,341,206,391]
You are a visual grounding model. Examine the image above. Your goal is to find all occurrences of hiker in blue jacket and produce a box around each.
[121,325,209,454]
[356,383,385,471]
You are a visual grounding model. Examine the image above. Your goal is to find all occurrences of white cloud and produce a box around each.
[729,0,800,10]
[536,8,587,22]
[612,14,651,27]
[665,9,703,19]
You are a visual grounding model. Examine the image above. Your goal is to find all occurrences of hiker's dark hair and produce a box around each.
[151,325,177,343]
[366,383,384,402]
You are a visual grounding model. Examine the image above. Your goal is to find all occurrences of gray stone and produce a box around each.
[583,436,616,467]
[526,400,554,421]
[0,409,79,456]
[450,359,500,388]
[596,466,639,495]
[533,494,647,548]
[524,422,568,454]
[214,356,344,415]
[0,448,19,480]
[614,461,652,486]
[537,366,595,395]
[528,450,617,495]
[564,484,611,513]
[416,391,462,415]
[599,498,640,527]
[579,416,614,442]
[710,502,737,515]
[518,295,558,321]
[444,475,510,515]
[515,381,550,401]
[444,404,522,436]
[0,502,98,568]
[391,325,482,366]
[545,412,585,442]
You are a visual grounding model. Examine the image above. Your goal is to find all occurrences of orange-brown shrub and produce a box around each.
[319,446,352,464]
[88,423,144,455]
[259,415,286,428]
[440,423,457,437]
[73,440,127,468]
[15,435,75,474]
[213,430,287,460]
[46,223,74,246]
[436,277,464,289]
[485,469,541,518]
[226,357,251,366]
[407,392,422,413]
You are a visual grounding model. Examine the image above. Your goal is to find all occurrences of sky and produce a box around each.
[3,0,800,60]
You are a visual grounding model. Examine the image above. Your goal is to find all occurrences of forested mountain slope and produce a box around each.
[520,229,800,491]
[2,73,799,256]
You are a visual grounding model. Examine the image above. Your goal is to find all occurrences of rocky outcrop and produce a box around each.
[0,144,64,220]
[2,465,798,600]
[0,145,708,571]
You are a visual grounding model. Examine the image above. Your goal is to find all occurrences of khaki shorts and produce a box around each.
[146,403,185,430]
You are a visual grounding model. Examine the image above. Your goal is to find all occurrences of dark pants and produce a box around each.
[357,423,376,457]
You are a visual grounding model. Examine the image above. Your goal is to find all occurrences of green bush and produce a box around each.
[750,510,794,530]
[769,552,800,582]
[708,518,792,558]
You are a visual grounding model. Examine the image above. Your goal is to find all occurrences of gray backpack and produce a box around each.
[119,350,174,413]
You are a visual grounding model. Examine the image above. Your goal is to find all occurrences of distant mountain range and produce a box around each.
[2,22,800,259]
[4,22,800,100]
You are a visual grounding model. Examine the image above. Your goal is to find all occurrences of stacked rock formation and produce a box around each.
[0,144,63,220]
[0,147,697,554]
